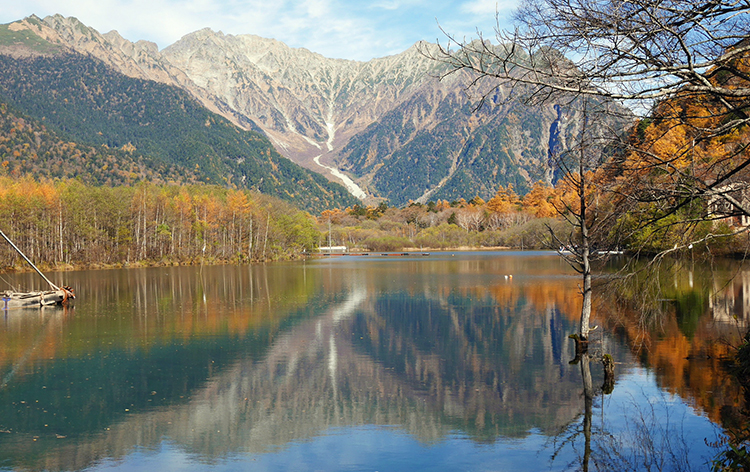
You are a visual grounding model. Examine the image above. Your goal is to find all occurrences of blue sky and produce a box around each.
[0,0,519,60]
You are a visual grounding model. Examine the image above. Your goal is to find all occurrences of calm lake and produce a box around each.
[0,251,746,471]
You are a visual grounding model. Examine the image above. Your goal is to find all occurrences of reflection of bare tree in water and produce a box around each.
[551,347,599,472]
[553,345,704,472]
[580,353,595,472]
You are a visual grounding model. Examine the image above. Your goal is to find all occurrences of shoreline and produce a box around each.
[0,247,527,274]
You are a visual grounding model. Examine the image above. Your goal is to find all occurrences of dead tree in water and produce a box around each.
[551,99,619,342]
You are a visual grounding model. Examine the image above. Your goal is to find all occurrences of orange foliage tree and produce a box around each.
[486,184,520,214]
[522,181,556,218]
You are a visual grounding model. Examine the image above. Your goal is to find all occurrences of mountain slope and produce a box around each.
[0,101,159,184]
[160,30,443,165]
[0,28,357,211]
[160,29,634,205]
[3,15,635,206]
[337,78,558,202]
[160,29,635,205]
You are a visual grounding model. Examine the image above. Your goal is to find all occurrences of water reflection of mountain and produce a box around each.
[0,258,624,471]
[351,293,582,439]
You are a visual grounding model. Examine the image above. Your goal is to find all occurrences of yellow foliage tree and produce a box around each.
[486,184,520,214]
[522,181,556,218]
[320,208,347,224]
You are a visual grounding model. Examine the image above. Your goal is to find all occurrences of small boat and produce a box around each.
[0,229,75,310]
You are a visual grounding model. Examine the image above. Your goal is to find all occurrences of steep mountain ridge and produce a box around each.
[5,15,260,132]
[2,15,634,206]
[161,30,442,164]
[159,29,597,204]
[0,25,358,212]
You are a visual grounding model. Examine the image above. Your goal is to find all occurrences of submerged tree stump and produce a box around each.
[568,334,589,361]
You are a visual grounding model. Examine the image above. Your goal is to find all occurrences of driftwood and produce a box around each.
[1,286,74,310]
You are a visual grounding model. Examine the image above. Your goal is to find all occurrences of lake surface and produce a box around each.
[0,251,745,471]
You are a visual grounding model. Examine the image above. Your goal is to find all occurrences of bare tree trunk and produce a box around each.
[248,217,253,260]
[58,205,63,263]
[580,155,592,341]
[237,218,241,260]
[581,263,592,340]
[262,213,269,260]
[140,195,147,260]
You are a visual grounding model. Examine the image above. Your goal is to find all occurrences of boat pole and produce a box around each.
[0,229,60,291]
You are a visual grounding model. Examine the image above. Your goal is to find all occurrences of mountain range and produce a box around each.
[0,14,634,208]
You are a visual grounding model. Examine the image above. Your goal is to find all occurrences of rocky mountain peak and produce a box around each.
[2,15,634,205]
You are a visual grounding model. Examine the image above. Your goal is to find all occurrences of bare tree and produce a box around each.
[422,0,750,240]
[418,1,750,341]
[425,0,750,114]
[549,99,623,341]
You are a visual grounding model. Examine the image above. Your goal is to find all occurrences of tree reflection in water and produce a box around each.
[0,253,742,471]
[554,349,703,472]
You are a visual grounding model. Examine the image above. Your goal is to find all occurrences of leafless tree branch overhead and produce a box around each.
[422,0,750,112]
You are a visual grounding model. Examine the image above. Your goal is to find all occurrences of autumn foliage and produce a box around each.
[0,177,319,269]
[314,180,583,251]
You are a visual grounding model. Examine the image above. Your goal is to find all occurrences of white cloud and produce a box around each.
[0,0,520,60]
[300,0,331,19]
[461,0,517,15]
[371,1,400,10]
